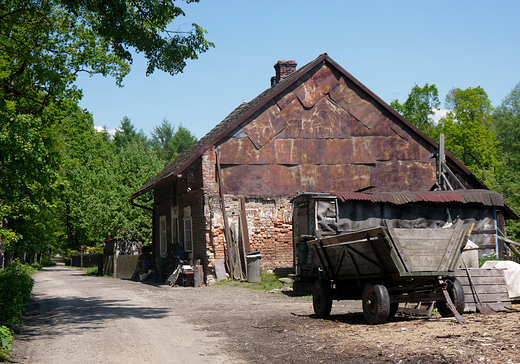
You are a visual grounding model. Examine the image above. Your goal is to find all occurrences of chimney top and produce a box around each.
[271,60,297,86]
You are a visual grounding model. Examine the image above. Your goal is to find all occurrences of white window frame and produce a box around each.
[171,206,179,246]
[183,206,193,252]
[159,215,167,256]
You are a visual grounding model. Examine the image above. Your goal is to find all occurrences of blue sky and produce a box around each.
[76,1,520,139]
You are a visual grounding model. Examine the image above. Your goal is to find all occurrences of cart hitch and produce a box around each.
[440,285,466,324]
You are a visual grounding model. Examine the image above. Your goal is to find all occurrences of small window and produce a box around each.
[159,215,167,255]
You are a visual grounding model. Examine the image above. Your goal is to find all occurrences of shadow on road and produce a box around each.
[19,294,171,339]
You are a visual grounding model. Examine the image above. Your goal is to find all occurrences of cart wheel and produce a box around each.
[436,276,465,317]
[313,279,333,318]
[389,303,399,319]
[362,281,390,324]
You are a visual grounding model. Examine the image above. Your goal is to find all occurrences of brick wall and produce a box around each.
[204,195,294,278]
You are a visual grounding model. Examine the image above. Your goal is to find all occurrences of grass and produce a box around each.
[219,272,286,291]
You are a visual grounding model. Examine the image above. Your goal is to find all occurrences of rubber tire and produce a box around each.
[389,303,399,319]
[362,281,390,325]
[436,276,465,318]
[313,279,333,318]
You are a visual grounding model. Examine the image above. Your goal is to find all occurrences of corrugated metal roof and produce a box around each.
[336,190,504,207]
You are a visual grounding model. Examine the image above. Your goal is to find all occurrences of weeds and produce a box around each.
[220,273,286,291]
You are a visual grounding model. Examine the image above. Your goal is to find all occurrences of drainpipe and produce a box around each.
[494,206,499,258]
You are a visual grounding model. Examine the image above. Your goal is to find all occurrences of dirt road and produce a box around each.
[11,266,520,363]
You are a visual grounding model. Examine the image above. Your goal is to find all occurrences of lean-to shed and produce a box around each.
[130,53,516,283]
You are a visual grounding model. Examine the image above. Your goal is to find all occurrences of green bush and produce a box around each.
[0,265,35,328]
[86,266,98,275]
[41,260,57,267]
[87,246,104,254]
[0,325,13,361]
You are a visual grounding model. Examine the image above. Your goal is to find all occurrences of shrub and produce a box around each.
[0,265,35,328]
[86,266,98,275]
[41,260,57,267]
[87,246,104,254]
[0,325,13,361]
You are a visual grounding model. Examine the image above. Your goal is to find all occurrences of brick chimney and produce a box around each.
[271,60,297,86]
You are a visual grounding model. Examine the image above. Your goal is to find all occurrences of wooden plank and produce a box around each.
[456,276,508,286]
[456,268,505,277]
[453,268,511,312]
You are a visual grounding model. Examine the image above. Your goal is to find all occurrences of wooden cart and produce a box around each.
[308,220,470,324]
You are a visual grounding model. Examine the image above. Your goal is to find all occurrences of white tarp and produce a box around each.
[481,260,520,300]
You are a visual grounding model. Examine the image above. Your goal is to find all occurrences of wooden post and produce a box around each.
[438,133,445,189]
[215,149,234,279]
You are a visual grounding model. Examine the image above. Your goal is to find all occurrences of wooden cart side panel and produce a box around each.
[308,227,387,247]
[437,223,465,272]
[384,222,410,274]
[447,225,470,272]
[391,228,456,272]
[309,234,400,279]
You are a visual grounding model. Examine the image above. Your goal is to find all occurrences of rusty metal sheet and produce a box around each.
[221,165,271,195]
[300,139,326,164]
[348,99,381,129]
[322,139,353,164]
[370,161,437,192]
[278,95,304,139]
[319,164,371,192]
[301,98,350,139]
[388,122,412,141]
[329,77,382,129]
[329,77,356,111]
[336,190,504,207]
[243,103,287,149]
[218,137,275,165]
[372,136,421,161]
[352,136,376,164]
[297,164,319,191]
[350,114,395,136]
[294,65,339,108]
[274,139,302,165]
[275,89,299,111]
[269,165,300,195]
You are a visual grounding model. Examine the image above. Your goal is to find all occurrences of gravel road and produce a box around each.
[10,266,249,364]
[10,266,520,363]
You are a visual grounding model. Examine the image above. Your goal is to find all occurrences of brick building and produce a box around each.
[130,54,516,283]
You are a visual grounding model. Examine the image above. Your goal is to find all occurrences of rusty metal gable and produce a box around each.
[131,53,491,203]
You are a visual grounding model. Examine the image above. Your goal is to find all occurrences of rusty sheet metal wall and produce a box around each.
[217,62,436,195]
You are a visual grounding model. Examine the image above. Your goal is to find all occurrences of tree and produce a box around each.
[66,130,162,247]
[151,119,175,161]
[169,124,198,159]
[493,82,520,240]
[114,116,149,150]
[151,121,197,163]
[391,83,440,134]
[1,0,212,258]
[435,86,498,179]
